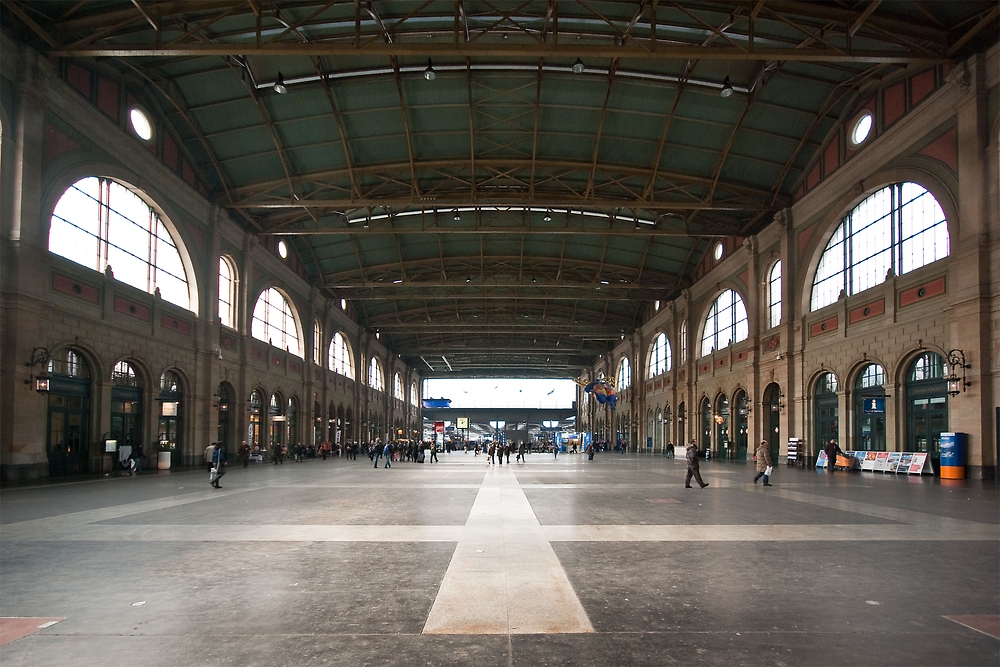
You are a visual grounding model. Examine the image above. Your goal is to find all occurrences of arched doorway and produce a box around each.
[157,370,183,459]
[646,409,655,452]
[269,393,285,448]
[45,349,91,477]
[700,397,712,457]
[313,401,323,444]
[814,373,839,457]
[662,404,672,453]
[111,361,143,466]
[906,352,947,468]
[287,396,299,446]
[216,383,233,451]
[655,409,663,453]
[733,390,749,461]
[764,383,781,462]
[248,388,264,453]
[854,364,886,451]
[715,394,730,459]
[677,402,686,444]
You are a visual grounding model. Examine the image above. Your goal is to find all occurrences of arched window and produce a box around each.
[410,381,419,407]
[251,287,302,357]
[368,357,384,392]
[701,289,749,356]
[313,320,322,365]
[112,360,141,386]
[768,261,782,329]
[648,333,672,377]
[680,320,688,363]
[811,182,949,311]
[49,177,195,311]
[218,256,237,328]
[393,373,403,400]
[617,357,632,389]
[329,332,354,379]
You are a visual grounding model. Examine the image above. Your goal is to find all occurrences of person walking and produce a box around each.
[429,441,439,463]
[516,441,525,463]
[504,443,511,464]
[753,439,773,486]
[210,443,227,488]
[824,438,845,472]
[382,441,393,468]
[684,440,709,489]
[553,442,558,459]
[488,442,496,465]
[204,442,217,472]
[239,440,250,468]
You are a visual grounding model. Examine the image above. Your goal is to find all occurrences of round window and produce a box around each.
[277,240,288,259]
[851,112,873,146]
[129,107,153,141]
[713,242,724,260]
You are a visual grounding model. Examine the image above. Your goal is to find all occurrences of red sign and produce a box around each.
[434,421,445,433]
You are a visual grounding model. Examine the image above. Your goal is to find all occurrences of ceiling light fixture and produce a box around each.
[543,210,552,222]
[572,58,585,74]
[273,72,287,94]
[453,209,461,221]
[720,75,733,97]
[424,59,436,80]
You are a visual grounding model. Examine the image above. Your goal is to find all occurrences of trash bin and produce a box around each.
[939,432,966,479]
[157,451,171,470]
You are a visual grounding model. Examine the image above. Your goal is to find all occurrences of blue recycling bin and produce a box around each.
[940,432,966,479]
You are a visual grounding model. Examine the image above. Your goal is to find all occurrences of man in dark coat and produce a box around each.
[684,440,709,489]
[824,439,845,472]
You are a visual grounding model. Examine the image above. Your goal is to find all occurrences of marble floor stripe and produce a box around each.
[422,466,595,635]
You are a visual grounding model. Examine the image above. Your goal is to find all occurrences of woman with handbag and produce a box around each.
[753,440,773,486]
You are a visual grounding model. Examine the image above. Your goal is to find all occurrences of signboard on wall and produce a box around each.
[434,421,445,434]
[862,397,885,413]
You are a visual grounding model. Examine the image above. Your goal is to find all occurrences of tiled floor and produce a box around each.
[1,453,997,666]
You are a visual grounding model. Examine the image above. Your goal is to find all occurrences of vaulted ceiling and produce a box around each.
[4,1,997,377]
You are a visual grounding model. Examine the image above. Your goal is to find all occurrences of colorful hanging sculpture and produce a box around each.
[579,377,617,411]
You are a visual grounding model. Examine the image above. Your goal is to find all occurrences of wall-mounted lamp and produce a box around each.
[946,349,971,396]
[25,347,51,393]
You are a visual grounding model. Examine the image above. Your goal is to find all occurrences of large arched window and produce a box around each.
[410,381,419,407]
[251,287,302,357]
[701,289,749,356]
[768,261,782,329]
[49,177,195,311]
[811,182,949,311]
[648,333,672,377]
[617,357,632,389]
[368,357,384,392]
[218,256,237,329]
[393,373,403,400]
[329,332,354,379]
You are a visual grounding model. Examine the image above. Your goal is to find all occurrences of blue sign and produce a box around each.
[862,397,885,414]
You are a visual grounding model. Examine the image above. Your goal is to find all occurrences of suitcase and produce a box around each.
[417,451,425,463]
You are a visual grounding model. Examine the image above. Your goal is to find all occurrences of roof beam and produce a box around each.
[48,42,954,64]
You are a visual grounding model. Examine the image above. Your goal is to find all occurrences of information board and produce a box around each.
[874,452,890,471]
[885,452,901,472]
